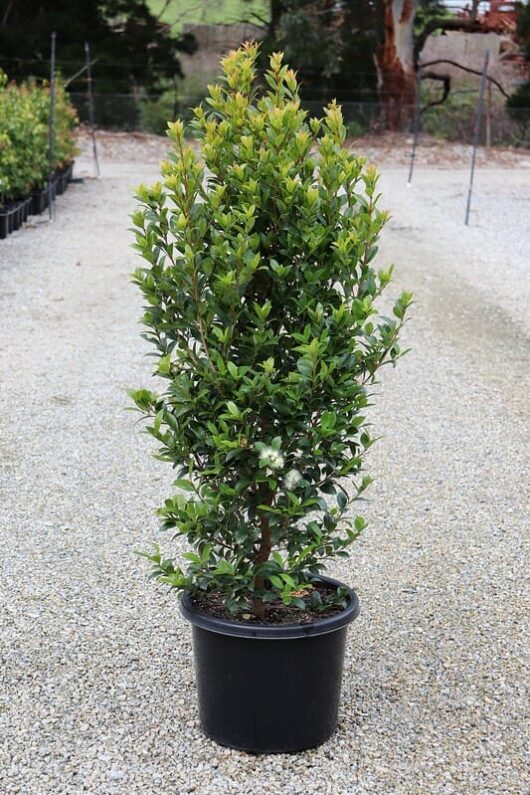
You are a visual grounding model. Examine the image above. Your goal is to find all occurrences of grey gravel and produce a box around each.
[0,134,529,795]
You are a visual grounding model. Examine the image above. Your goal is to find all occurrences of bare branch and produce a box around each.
[64,58,99,88]
[165,2,209,27]
[154,0,172,23]
[420,71,451,111]
[1,0,15,27]
[230,12,269,27]
[420,59,509,98]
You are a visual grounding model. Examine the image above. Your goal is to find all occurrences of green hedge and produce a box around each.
[0,73,78,203]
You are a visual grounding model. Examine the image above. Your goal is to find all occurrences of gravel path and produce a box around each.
[0,135,529,795]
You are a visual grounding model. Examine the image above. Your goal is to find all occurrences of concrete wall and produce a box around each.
[421,31,521,91]
[180,23,265,92]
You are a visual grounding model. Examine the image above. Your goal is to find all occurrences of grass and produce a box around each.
[148,0,269,32]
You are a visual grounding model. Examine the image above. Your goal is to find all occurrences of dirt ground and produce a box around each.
[75,126,530,168]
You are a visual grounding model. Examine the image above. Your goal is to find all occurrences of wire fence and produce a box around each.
[68,91,530,148]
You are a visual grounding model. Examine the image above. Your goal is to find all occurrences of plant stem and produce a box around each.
[253,508,272,619]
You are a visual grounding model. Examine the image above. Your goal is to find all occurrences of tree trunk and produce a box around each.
[376,0,416,131]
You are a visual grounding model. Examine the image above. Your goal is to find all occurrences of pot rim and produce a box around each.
[180,574,359,640]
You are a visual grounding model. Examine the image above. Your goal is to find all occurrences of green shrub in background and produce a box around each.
[53,82,78,167]
[0,73,78,204]
[139,85,208,136]
[507,82,530,144]
[420,85,527,146]
[139,92,178,136]
[420,87,478,142]
[345,119,367,139]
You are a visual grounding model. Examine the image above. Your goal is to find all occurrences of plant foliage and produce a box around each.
[131,43,412,617]
[0,73,77,203]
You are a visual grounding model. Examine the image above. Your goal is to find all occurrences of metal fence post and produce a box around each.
[48,32,57,221]
[407,71,422,186]
[465,49,490,226]
[85,41,100,178]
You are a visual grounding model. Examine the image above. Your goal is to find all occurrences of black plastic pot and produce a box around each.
[62,163,74,193]
[8,202,21,232]
[21,196,31,223]
[55,171,65,196]
[0,209,9,240]
[30,188,48,216]
[180,575,360,753]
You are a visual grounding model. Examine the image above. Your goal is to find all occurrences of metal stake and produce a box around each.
[486,79,492,151]
[407,71,422,186]
[48,32,57,221]
[85,42,100,178]
[465,49,489,226]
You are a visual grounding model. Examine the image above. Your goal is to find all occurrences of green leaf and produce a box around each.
[173,479,196,492]
[337,492,347,510]
[183,552,201,563]
[158,354,171,375]
[354,515,367,532]
[227,362,238,378]
[225,401,240,417]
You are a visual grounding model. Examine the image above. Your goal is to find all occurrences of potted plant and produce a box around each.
[130,43,411,753]
[0,72,78,235]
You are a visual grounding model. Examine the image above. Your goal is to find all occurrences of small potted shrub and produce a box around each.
[131,43,411,753]
[0,72,78,234]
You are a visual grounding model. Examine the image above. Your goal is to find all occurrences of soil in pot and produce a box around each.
[192,580,346,625]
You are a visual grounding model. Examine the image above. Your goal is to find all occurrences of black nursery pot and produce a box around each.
[30,188,48,216]
[21,197,31,223]
[8,202,21,232]
[55,171,66,196]
[180,575,359,753]
[0,209,9,240]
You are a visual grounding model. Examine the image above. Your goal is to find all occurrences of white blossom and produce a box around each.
[284,469,302,490]
[258,445,285,470]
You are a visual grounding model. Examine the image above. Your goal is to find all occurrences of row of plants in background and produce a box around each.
[0,72,78,240]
